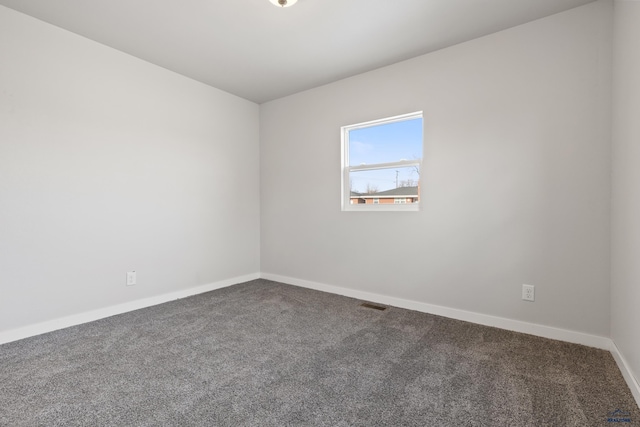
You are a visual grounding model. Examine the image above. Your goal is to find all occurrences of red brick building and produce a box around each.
[350,186,419,205]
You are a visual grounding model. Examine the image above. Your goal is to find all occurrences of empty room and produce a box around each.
[1,0,639,425]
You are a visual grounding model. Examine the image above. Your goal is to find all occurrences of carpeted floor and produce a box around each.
[0,279,637,426]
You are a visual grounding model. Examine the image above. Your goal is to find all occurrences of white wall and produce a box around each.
[0,5,260,333]
[611,0,640,394]
[261,1,612,337]
[0,0,621,347]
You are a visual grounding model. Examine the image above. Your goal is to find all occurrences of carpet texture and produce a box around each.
[0,279,637,426]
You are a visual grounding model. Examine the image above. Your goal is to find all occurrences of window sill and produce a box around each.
[342,204,420,212]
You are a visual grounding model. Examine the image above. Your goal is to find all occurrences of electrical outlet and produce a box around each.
[522,284,535,302]
[126,271,136,286]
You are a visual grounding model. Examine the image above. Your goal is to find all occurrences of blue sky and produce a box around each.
[349,117,423,193]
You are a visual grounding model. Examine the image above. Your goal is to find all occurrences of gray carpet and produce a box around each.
[0,279,637,426]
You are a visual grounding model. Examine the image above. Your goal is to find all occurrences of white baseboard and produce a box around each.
[0,272,260,345]
[260,273,612,350]
[610,341,640,408]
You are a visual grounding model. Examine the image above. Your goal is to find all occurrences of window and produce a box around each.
[341,112,423,211]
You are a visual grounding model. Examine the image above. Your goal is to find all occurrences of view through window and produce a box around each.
[341,112,423,211]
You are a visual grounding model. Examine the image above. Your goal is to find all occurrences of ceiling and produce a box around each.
[0,0,596,104]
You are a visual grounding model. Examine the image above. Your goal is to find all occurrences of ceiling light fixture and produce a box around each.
[269,0,297,7]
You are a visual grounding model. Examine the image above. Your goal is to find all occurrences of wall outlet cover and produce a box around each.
[522,284,535,302]
[126,271,136,286]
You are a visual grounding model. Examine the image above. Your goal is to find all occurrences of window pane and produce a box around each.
[348,117,422,166]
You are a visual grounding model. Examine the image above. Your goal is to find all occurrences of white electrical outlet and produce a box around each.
[126,271,136,286]
[522,284,535,302]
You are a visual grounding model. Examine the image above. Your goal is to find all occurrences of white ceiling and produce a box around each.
[0,0,596,104]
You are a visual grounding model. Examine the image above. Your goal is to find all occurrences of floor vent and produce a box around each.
[360,302,387,311]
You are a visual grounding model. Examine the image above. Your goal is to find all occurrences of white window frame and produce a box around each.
[341,111,422,212]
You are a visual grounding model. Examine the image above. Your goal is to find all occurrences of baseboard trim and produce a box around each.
[0,272,260,345]
[610,341,640,408]
[261,273,611,350]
